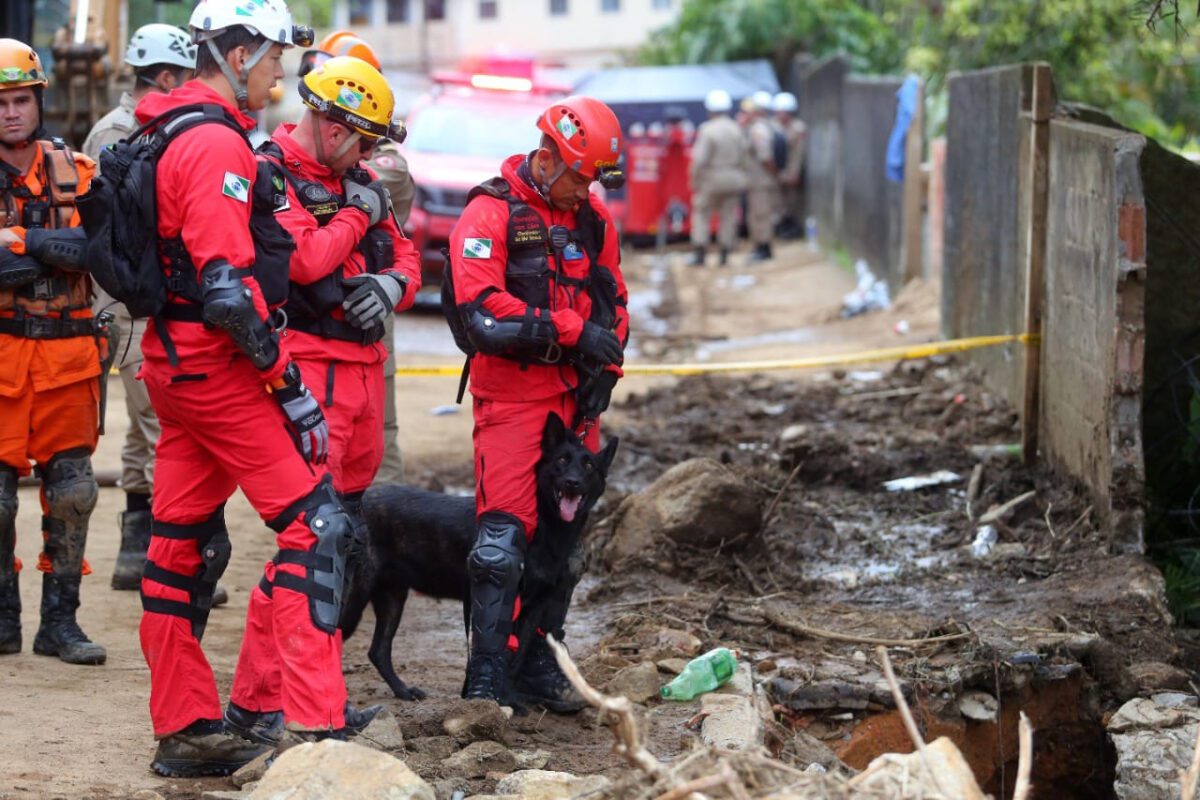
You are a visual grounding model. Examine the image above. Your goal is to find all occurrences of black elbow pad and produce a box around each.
[25,228,89,273]
[465,307,557,359]
[200,261,280,371]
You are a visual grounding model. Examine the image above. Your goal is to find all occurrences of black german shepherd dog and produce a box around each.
[340,412,619,701]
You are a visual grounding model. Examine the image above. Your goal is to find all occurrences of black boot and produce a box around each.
[718,247,730,267]
[344,700,384,735]
[212,583,229,607]
[33,573,106,665]
[151,718,273,778]
[749,242,773,262]
[112,509,152,590]
[0,572,20,655]
[463,650,511,703]
[510,636,587,713]
[687,245,706,267]
[223,702,285,747]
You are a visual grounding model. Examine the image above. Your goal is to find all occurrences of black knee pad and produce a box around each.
[467,512,527,653]
[40,448,98,574]
[140,506,229,641]
[270,478,352,635]
[0,466,16,580]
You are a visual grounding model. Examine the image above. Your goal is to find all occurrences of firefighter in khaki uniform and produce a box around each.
[0,39,107,666]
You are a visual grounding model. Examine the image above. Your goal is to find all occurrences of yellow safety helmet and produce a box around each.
[298,55,404,142]
[0,39,47,90]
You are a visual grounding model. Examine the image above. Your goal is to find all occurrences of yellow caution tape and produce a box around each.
[392,333,1040,377]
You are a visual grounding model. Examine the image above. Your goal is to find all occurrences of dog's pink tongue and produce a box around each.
[559,494,582,522]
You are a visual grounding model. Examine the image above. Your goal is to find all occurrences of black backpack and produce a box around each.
[77,104,249,319]
[772,126,789,171]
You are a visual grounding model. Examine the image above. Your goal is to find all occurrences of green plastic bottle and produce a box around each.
[660,647,738,701]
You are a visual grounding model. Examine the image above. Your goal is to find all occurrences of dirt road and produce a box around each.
[7,240,1086,799]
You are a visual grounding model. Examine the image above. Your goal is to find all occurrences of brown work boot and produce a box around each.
[151,719,273,778]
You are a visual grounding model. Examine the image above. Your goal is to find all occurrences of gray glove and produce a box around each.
[342,272,405,330]
[343,179,391,227]
[273,362,329,465]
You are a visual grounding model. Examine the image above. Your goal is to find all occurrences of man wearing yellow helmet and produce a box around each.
[0,39,108,670]
[224,55,420,738]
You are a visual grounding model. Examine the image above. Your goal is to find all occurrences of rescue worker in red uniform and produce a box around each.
[448,96,629,708]
[0,39,107,667]
[133,0,359,777]
[226,56,420,727]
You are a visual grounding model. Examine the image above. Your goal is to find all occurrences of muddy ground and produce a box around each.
[0,241,1182,799]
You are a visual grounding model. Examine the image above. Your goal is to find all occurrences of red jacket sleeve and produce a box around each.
[164,125,290,381]
[276,196,371,286]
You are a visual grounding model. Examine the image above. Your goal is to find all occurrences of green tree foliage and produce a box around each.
[640,0,1200,150]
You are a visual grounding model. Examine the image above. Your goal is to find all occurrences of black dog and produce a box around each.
[340,412,619,700]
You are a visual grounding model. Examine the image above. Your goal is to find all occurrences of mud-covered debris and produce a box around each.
[429,777,470,800]
[766,677,874,711]
[248,739,434,800]
[230,751,272,788]
[657,657,689,674]
[605,458,764,563]
[1128,661,1192,694]
[131,791,166,800]
[494,769,611,798]
[440,740,517,779]
[654,627,703,657]
[778,729,851,775]
[701,691,762,750]
[357,707,405,751]
[850,737,987,799]
[512,748,551,770]
[407,735,459,759]
[201,791,246,800]
[442,699,511,744]
[603,660,662,704]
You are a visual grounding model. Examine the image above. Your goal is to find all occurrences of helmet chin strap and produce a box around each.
[532,151,567,201]
[206,35,274,111]
[310,114,361,170]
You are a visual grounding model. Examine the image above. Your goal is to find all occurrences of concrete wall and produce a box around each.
[840,76,905,292]
[798,56,849,249]
[943,65,1032,409]
[1040,120,1146,553]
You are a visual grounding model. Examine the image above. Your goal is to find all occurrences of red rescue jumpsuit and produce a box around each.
[136,83,346,737]
[450,152,629,546]
[229,124,421,714]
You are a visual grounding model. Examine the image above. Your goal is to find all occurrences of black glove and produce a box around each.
[575,321,623,366]
[342,273,405,329]
[343,179,391,227]
[272,362,329,465]
[576,370,618,422]
[0,249,46,289]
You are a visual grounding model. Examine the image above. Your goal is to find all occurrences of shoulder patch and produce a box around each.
[222,171,251,203]
[462,237,493,259]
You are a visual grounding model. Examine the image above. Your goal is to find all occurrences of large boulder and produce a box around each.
[1109,696,1200,800]
[247,739,434,800]
[605,459,763,562]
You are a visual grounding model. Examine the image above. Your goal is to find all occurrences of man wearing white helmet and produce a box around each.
[742,90,779,262]
[771,91,806,238]
[127,0,360,779]
[83,24,200,596]
[688,88,748,267]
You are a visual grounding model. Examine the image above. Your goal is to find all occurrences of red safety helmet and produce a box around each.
[536,95,624,189]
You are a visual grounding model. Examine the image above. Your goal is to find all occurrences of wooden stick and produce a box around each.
[1179,711,1200,800]
[876,646,949,796]
[978,490,1037,525]
[1013,711,1034,800]
[758,605,971,648]
[762,461,804,525]
[546,634,664,779]
[732,555,766,596]
[966,463,984,521]
[653,772,725,800]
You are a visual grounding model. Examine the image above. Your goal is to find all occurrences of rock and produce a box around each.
[784,730,845,773]
[657,657,689,675]
[356,707,406,751]
[1109,696,1200,800]
[603,661,662,704]
[854,737,986,799]
[230,751,272,788]
[655,627,702,657]
[701,691,762,751]
[430,778,471,800]
[201,792,246,800]
[957,689,999,722]
[441,740,518,779]
[494,769,611,799]
[443,699,511,744]
[247,740,434,800]
[409,735,460,760]
[766,677,873,711]
[1153,692,1199,709]
[605,458,763,561]
[1128,661,1192,693]
[513,748,551,770]
[131,792,166,800]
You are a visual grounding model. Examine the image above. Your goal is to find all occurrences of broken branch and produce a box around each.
[978,490,1037,525]
[762,461,804,525]
[756,605,972,648]
[1014,711,1034,800]
[546,633,665,779]
[875,646,949,796]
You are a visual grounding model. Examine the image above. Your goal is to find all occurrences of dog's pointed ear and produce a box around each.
[598,436,620,474]
[542,412,568,453]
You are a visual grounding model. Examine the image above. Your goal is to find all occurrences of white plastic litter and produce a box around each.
[882,470,962,492]
[841,260,891,318]
[971,525,998,558]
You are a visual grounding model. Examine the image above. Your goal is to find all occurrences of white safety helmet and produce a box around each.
[704,88,732,113]
[771,91,798,114]
[126,24,197,69]
[189,0,314,109]
[751,90,773,112]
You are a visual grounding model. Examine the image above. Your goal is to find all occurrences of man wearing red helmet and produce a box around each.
[448,96,629,709]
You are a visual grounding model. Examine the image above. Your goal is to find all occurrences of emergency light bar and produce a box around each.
[470,74,534,92]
